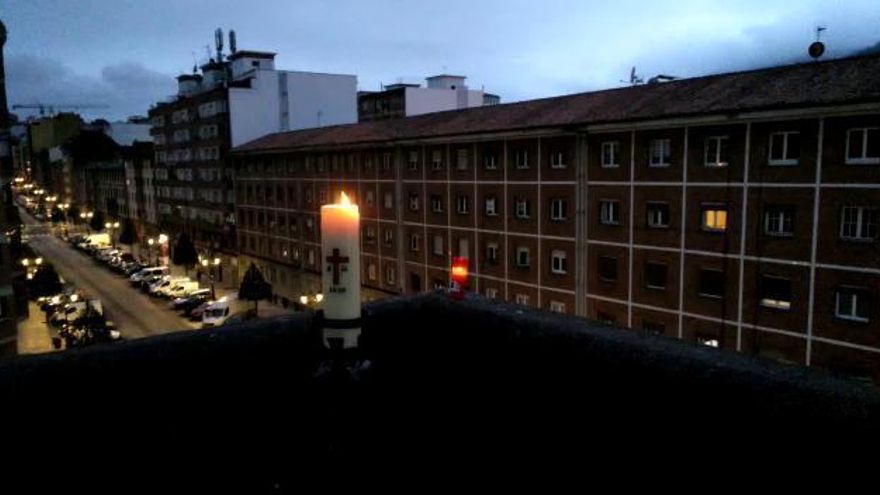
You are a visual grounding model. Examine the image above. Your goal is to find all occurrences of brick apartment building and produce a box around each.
[232,55,880,380]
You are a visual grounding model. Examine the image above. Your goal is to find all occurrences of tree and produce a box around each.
[50,207,63,224]
[118,219,136,246]
[67,205,80,223]
[90,211,105,232]
[238,263,272,315]
[172,233,198,275]
[29,264,63,299]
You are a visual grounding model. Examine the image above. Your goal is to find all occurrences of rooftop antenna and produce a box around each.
[204,45,212,65]
[809,26,826,61]
[621,66,643,86]
[215,28,224,62]
[191,52,198,73]
[229,29,237,55]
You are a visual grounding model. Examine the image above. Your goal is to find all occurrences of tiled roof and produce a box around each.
[235,55,880,153]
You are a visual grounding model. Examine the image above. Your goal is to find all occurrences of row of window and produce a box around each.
[598,128,879,168]
[407,194,568,220]
[596,256,872,323]
[598,200,876,241]
[406,148,568,171]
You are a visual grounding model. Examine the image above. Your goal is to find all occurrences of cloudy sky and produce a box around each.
[2,0,879,121]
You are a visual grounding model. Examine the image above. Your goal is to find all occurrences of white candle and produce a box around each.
[320,191,361,349]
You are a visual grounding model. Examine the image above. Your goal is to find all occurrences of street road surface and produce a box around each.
[23,216,198,339]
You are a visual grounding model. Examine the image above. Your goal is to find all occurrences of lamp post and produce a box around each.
[147,238,156,266]
[105,221,120,248]
[201,257,221,300]
[158,233,168,266]
[81,211,93,234]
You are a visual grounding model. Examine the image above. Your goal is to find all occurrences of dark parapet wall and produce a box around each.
[0,293,877,487]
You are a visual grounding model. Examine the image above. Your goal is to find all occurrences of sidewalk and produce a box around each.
[17,302,57,355]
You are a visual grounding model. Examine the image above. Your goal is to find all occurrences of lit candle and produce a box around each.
[320,191,361,349]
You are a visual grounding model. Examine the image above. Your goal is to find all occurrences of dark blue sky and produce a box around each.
[2,0,879,120]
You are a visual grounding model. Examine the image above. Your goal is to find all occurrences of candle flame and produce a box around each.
[340,191,351,206]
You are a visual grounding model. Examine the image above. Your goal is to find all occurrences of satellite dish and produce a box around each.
[809,41,825,60]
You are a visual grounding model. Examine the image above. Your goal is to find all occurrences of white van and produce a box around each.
[201,295,247,328]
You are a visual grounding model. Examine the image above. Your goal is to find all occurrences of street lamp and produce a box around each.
[201,257,222,300]
[105,221,120,248]
[158,234,168,266]
[147,238,156,266]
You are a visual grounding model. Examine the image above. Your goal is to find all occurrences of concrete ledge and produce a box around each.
[1,293,877,487]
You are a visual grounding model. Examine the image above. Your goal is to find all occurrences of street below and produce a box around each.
[23,217,198,340]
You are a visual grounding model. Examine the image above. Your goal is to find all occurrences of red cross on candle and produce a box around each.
[326,248,350,286]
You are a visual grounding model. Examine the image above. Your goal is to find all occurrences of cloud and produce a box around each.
[5,54,175,120]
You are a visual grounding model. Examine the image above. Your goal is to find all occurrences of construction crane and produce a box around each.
[12,103,109,117]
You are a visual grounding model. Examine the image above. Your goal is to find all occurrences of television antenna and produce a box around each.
[621,66,643,86]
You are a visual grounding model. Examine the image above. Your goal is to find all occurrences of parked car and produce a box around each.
[129,266,168,285]
[169,289,211,311]
[149,276,188,297]
[161,280,199,299]
[188,301,212,321]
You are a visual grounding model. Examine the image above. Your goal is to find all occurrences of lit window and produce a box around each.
[551,199,567,221]
[515,247,530,267]
[515,198,530,219]
[550,151,566,169]
[649,139,671,167]
[704,136,729,167]
[760,275,792,310]
[601,141,619,168]
[485,196,498,216]
[764,206,794,237]
[701,205,728,232]
[551,250,567,274]
[768,131,800,166]
[835,287,870,322]
[697,336,720,348]
[646,202,669,228]
[840,206,876,241]
[845,128,880,165]
[600,200,620,225]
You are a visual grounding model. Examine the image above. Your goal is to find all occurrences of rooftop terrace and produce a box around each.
[3,293,877,488]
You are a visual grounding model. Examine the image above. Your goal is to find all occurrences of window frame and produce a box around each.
[456,195,470,215]
[835,286,870,322]
[763,205,794,237]
[648,138,671,168]
[601,141,620,168]
[840,205,876,242]
[646,202,670,229]
[759,274,793,311]
[845,128,880,165]
[484,196,498,216]
[704,135,729,168]
[515,247,530,268]
[768,131,800,166]
[698,268,725,299]
[701,203,728,233]
[550,150,566,169]
[599,200,620,226]
[551,249,567,274]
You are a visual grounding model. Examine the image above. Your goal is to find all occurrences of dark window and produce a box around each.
[644,262,667,290]
[836,287,871,322]
[598,256,618,282]
[699,269,725,298]
[769,132,800,164]
[646,202,670,228]
[597,311,615,325]
[764,205,794,237]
